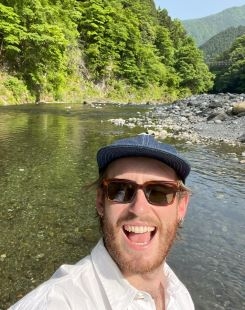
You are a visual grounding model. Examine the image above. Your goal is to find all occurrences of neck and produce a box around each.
[124,264,166,309]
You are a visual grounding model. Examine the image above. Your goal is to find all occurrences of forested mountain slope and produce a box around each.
[182,5,245,46]
[210,34,245,93]
[0,0,213,104]
[200,25,245,62]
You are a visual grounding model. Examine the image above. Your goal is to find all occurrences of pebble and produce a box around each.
[0,254,7,261]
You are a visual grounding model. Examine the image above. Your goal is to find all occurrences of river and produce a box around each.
[0,103,244,310]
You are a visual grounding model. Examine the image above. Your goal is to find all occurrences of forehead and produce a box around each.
[105,157,178,181]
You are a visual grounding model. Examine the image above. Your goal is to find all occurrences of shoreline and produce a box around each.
[109,93,245,160]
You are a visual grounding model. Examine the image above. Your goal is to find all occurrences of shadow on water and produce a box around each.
[0,103,244,310]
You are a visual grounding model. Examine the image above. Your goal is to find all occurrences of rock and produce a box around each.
[232,102,245,114]
[208,100,223,109]
[0,254,7,261]
[109,118,125,126]
[157,130,168,139]
[207,112,228,121]
[237,112,245,117]
[110,93,245,146]
[127,123,136,128]
[238,134,245,143]
[214,119,222,124]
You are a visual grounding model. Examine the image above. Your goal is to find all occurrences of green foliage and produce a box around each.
[4,76,27,100]
[1,74,33,104]
[200,26,245,62]
[78,0,128,82]
[1,0,79,102]
[0,3,24,61]
[174,38,214,93]
[0,0,214,103]
[182,5,245,46]
[212,35,245,93]
[78,0,212,96]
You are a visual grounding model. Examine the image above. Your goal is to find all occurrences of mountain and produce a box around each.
[200,25,245,62]
[182,5,245,46]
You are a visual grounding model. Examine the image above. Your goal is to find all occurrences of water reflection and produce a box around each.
[0,104,244,310]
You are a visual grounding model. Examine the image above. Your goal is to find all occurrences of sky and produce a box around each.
[154,0,245,20]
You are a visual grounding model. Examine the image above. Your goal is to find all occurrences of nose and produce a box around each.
[129,188,150,215]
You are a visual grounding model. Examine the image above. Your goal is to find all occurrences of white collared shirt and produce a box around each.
[9,239,195,310]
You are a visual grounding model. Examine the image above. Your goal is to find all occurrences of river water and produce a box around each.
[0,103,244,310]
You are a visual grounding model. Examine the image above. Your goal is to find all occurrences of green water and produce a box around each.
[0,103,147,308]
[0,103,244,310]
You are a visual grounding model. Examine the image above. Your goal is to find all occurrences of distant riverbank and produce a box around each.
[109,93,245,160]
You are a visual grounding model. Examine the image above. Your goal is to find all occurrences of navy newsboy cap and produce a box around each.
[97,134,191,182]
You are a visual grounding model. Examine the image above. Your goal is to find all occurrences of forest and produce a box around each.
[210,34,245,93]
[183,5,245,95]
[200,26,245,63]
[0,0,215,104]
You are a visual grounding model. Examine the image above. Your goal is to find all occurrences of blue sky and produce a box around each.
[154,0,245,20]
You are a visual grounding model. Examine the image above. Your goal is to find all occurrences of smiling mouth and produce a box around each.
[123,225,156,245]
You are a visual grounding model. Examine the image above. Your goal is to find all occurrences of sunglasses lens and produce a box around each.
[146,184,176,205]
[107,181,135,203]
[103,179,179,206]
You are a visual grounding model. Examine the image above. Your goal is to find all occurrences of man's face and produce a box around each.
[96,157,188,276]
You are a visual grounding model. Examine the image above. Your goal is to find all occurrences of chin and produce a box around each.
[103,227,176,276]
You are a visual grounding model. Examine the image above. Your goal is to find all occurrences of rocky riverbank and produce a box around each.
[109,93,245,160]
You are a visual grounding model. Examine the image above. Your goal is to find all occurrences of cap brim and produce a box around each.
[97,145,190,182]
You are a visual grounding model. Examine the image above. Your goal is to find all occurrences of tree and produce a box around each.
[156,10,214,95]
[1,0,215,102]
[78,0,167,88]
[0,3,24,66]
[174,38,214,93]
[1,0,79,101]
[213,35,245,93]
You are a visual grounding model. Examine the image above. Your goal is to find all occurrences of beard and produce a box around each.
[100,212,178,275]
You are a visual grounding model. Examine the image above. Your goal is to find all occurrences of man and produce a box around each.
[10,134,194,310]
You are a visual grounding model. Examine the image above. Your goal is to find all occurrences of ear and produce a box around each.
[96,188,104,217]
[177,192,190,220]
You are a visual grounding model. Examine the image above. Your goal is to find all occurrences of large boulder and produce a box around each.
[232,102,245,115]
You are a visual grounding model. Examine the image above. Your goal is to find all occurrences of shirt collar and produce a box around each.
[91,239,185,310]
[91,239,139,309]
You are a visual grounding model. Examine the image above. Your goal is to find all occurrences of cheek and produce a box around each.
[104,203,125,225]
[156,205,178,223]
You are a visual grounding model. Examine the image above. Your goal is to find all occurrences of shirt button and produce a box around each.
[135,292,145,300]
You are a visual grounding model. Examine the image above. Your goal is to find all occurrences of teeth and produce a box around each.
[124,225,155,234]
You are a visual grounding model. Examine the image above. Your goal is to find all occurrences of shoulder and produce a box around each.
[9,255,95,310]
